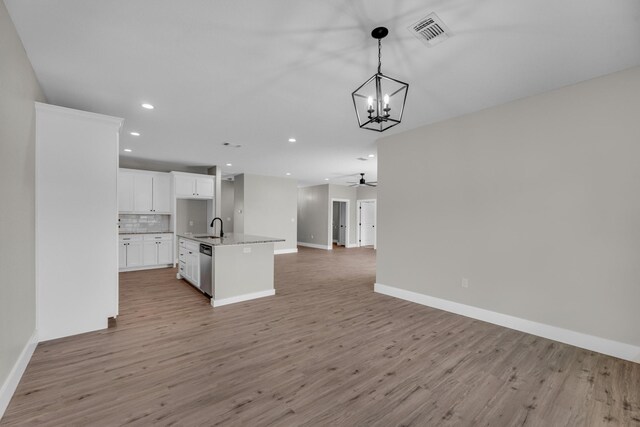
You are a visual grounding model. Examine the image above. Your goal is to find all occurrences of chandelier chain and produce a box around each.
[377,39,382,74]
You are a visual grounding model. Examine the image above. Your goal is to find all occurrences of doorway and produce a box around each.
[357,200,376,249]
[330,199,350,248]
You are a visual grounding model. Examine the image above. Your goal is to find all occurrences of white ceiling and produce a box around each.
[6,0,640,186]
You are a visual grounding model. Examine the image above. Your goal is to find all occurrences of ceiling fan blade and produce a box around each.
[349,183,359,187]
[365,183,377,187]
[368,181,377,184]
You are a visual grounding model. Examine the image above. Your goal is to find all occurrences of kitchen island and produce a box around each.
[177,233,284,307]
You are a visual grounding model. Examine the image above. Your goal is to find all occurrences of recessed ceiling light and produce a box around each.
[124,148,132,152]
[130,132,140,136]
[368,154,375,158]
[324,178,329,181]
[226,163,232,167]
[286,172,291,176]
[141,103,154,110]
[288,138,296,143]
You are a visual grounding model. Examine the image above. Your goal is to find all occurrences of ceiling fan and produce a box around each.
[348,173,377,187]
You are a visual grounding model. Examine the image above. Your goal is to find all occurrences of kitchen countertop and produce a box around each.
[178,233,284,247]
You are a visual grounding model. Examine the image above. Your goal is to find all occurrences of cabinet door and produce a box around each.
[157,240,172,264]
[143,241,157,266]
[196,177,214,198]
[152,174,171,213]
[118,172,135,212]
[126,241,144,267]
[190,251,200,286]
[133,174,153,212]
[118,242,127,268]
[175,175,196,197]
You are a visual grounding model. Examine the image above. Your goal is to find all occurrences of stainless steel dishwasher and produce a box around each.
[199,244,213,297]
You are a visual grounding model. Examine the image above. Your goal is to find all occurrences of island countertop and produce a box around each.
[177,233,284,247]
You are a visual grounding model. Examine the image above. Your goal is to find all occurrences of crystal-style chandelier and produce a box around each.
[352,27,409,132]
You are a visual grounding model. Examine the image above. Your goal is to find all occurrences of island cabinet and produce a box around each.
[177,234,284,306]
[118,169,171,213]
[173,172,214,199]
[178,238,200,288]
[119,233,173,271]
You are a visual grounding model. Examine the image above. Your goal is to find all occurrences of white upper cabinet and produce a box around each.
[133,173,153,212]
[175,175,196,197]
[196,177,214,198]
[153,174,171,213]
[118,169,172,213]
[118,172,134,212]
[173,173,215,199]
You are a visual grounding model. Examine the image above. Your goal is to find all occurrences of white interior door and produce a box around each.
[332,202,340,242]
[360,201,376,247]
[338,202,346,246]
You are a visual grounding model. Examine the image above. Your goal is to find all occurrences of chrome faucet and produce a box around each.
[210,217,224,237]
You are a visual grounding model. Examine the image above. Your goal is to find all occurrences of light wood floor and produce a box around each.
[2,247,639,426]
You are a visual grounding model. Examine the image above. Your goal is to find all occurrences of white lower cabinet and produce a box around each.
[157,240,172,264]
[119,234,173,271]
[178,238,200,288]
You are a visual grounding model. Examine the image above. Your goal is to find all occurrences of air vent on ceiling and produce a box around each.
[357,157,369,161]
[407,12,451,47]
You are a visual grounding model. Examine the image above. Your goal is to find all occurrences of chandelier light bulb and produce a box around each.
[367,96,373,108]
[384,94,390,106]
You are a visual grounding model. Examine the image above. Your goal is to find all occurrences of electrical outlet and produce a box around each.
[311,234,314,239]
[461,278,469,288]
[243,247,251,254]
[189,220,194,226]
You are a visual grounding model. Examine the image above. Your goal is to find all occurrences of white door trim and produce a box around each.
[329,198,350,250]
[357,199,377,249]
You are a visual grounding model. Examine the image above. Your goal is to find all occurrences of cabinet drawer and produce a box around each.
[119,234,143,242]
[185,242,199,252]
[144,233,173,242]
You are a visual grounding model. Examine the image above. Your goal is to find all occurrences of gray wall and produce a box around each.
[234,174,297,251]
[221,180,235,233]
[356,186,377,201]
[0,0,45,395]
[377,66,640,347]
[298,184,360,248]
[297,185,329,247]
[175,199,209,235]
[328,184,357,247]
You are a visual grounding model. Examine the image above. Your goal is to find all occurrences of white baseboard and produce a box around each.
[346,243,358,248]
[274,248,298,255]
[213,289,276,307]
[374,283,640,363]
[119,264,173,273]
[297,242,332,250]
[0,331,38,419]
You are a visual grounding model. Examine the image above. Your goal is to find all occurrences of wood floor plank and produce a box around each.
[2,246,639,426]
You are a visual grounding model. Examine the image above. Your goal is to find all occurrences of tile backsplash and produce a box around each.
[119,214,170,233]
